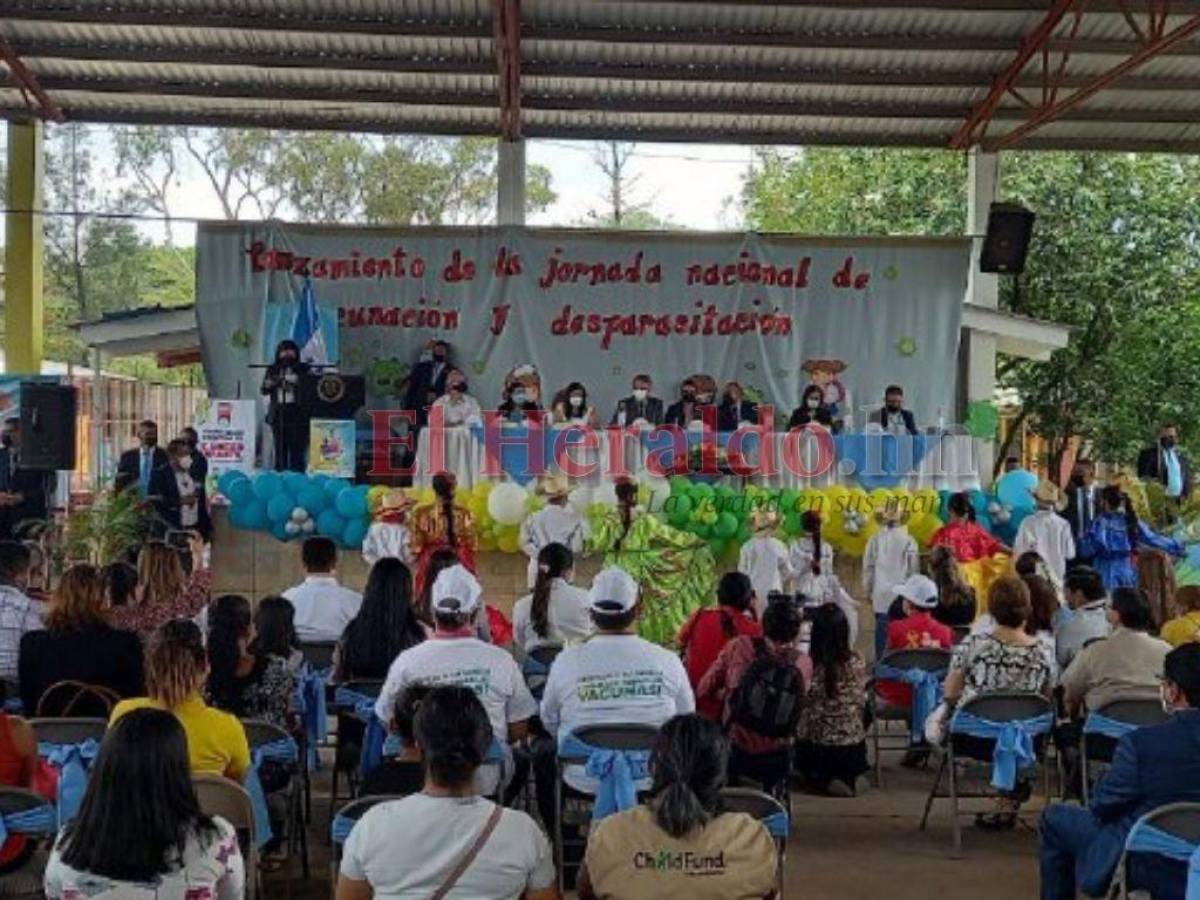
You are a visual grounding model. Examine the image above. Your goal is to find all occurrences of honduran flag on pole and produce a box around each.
[291,277,329,365]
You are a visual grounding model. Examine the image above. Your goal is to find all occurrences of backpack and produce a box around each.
[727,639,805,739]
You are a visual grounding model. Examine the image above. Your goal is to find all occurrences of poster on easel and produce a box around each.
[195,398,257,502]
[308,418,356,478]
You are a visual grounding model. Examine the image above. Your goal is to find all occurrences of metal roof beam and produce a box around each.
[492,0,521,140]
[595,0,1200,11]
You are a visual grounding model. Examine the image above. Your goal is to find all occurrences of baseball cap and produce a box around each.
[431,564,482,616]
[589,567,639,614]
[895,574,939,609]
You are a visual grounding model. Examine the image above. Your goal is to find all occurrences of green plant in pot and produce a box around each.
[63,484,159,566]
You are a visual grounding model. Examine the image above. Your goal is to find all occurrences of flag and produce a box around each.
[291,278,328,365]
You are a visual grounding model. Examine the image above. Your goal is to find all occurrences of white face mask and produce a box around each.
[569,395,583,408]
[806,397,821,409]
[177,455,193,470]
[697,393,713,404]
[632,388,648,401]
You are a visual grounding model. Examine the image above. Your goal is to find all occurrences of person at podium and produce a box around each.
[610,373,664,428]
[261,339,310,472]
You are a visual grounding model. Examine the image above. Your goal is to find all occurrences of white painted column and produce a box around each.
[965,148,1001,483]
[497,139,526,226]
[91,346,106,484]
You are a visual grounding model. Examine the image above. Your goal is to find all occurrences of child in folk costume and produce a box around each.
[789,510,835,583]
[737,507,794,618]
[362,489,415,568]
[520,474,588,589]
[1013,480,1076,593]
[862,498,919,660]
[791,510,861,646]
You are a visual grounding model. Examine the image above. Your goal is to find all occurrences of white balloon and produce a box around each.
[284,521,301,535]
[487,482,530,525]
[593,480,619,508]
[291,507,309,522]
[301,519,315,533]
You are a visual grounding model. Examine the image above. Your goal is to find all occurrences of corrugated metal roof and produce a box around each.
[1,0,1199,151]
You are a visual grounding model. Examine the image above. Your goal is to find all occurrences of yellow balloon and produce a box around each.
[472,480,493,499]
[420,487,436,505]
[910,512,944,546]
[478,532,498,551]
[497,531,521,554]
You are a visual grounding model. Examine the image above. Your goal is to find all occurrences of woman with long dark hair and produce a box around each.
[796,603,870,796]
[250,594,303,675]
[928,545,977,628]
[787,382,839,432]
[577,714,777,900]
[335,558,426,681]
[205,594,293,730]
[1079,484,1183,592]
[410,472,476,606]
[107,538,213,637]
[512,543,591,654]
[44,708,244,898]
[930,491,1009,564]
[551,380,600,428]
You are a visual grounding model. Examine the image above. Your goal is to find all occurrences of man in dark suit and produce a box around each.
[1062,457,1099,565]
[402,339,453,414]
[664,378,699,428]
[0,418,52,540]
[1137,423,1193,502]
[716,381,759,432]
[1040,643,1200,899]
[116,419,170,497]
[868,385,919,435]
[147,438,212,540]
[610,373,664,428]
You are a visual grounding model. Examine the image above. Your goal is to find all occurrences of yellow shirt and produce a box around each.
[111,695,250,780]
[1162,611,1200,647]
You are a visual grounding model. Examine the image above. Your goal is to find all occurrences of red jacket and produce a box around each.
[678,607,761,720]
[878,612,953,707]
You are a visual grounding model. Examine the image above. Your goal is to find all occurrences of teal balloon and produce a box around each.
[996,469,1038,511]
[311,474,331,489]
[324,478,349,499]
[228,504,250,530]
[267,493,294,523]
[297,485,327,516]
[243,499,269,530]
[225,479,254,506]
[665,494,693,525]
[217,470,248,497]
[316,509,347,538]
[283,472,310,495]
[271,520,292,542]
[253,471,283,500]
[714,511,738,539]
[335,486,367,518]
[342,518,369,550]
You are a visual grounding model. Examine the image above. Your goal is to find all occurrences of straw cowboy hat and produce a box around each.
[875,497,910,524]
[380,489,414,510]
[750,506,781,533]
[535,473,571,499]
[1032,479,1067,511]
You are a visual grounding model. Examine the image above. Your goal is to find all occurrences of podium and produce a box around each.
[300,372,366,420]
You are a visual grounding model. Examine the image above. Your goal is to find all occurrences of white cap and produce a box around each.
[589,567,639,614]
[894,574,939,609]
[431,564,482,615]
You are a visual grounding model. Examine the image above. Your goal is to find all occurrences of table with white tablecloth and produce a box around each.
[413,424,981,492]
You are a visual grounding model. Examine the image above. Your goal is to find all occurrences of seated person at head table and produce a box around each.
[788,384,840,433]
[665,375,718,428]
[610,373,664,428]
[717,381,759,431]
[551,381,601,428]
[868,384,919,435]
[428,369,481,427]
[498,381,543,425]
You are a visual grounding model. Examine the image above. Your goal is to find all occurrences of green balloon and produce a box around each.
[708,537,728,558]
[666,494,694,525]
[714,511,738,539]
[691,482,715,501]
[783,512,804,535]
[736,523,753,543]
[781,489,803,515]
[669,476,691,495]
[691,520,712,539]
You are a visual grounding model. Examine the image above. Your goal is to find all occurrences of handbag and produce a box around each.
[430,804,504,900]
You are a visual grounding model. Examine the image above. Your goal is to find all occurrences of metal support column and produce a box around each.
[4,120,45,374]
[497,139,526,226]
[965,148,1000,482]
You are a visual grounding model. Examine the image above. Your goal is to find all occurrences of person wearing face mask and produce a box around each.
[402,340,454,416]
[177,427,208,487]
[551,381,599,428]
[1061,458,1098,563]
[1137,423,1193,506]
[116,419,170,497]
[869,385,919,435]
[716,381,758,432]
[149,438,213,541]
[261,339,310,472]
[498,381,542,425]
[664,378,702,428]
[429,369,481,428]
[0,418,52,542]
[611,373,664,428]
[787,384,839,432]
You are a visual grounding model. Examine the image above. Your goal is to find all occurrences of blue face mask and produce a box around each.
[420,350,433,363]
[513,390,528,405]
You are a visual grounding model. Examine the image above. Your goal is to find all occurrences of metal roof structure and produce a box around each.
[2,1,1200,152]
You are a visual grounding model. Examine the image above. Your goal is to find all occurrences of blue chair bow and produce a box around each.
[760,810,790,840]
[295,665,330,770]
[334,687,385,778]
[245,736,299,848]
[38,739,100,827]
[949,711,1053,791]
[1123,818,1200,900]
[331,810,358,846]
[1083,712,1141,740]
[0,803,57,845]
[558,733,651,821]
[875,663,945,745]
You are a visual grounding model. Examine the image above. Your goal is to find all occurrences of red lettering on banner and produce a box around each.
[537,249,660,290]
[480,411,548,478]
[442,249,476,283]
[339,304,460,331]
[368,410,418,477]
[643,425,687,478]
[685,254,812,288]
[490,304,511,335]
[553,426,600,479]
[782,424,836,479]
[728,407,778,477]
[833,256,871,289]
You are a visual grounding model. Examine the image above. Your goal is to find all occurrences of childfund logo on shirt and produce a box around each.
[633,850,726,875]
[577,670,666,703]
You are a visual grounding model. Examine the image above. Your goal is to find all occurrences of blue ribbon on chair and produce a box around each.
[875,664,945,745]
[295,665,330,770]
[331,811,357,846]
[1083,713,1141,740]
[0,803,57,845]
[245,737,299,848]
[760,810,790,840]
[949,711,1053,792]
[2,697,22,714]
[558,733,651,822]
[38,739,100,827]
[334,686,385,779]
[1123,820,1200,900]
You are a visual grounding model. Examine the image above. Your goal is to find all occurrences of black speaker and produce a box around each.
[19,383,77,470]
[980,203,1035,274]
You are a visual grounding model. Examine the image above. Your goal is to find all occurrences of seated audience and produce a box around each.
[19,564,143,716]
[512,543,592,655]
[717,381,758,431]
[101,560,138,608]
[942,575,1053,829]
[334,558,426,682]
[112,620,250,780]
[1137,548,1177,631]
[928,545,977,628]
[551,381,600,428]
[107,537,213,637]
[284,536,363,642]
[678,572,761,720]
[1040,643,1200,900]
[359,685,430,799]
[0,708,37,874]
[1061,587,1170,717]
[0,541,43,683]
[250,594,304,676]
[205,594,294,730]
[577,714,777,900]
[611,374,664,428]
[877,574,953,709]
[1161,584,1200,647]
[416,546,492,642]
[698,596,809,795]
[1055,565,1111,672]
[44,708,244,899]
[796,603,869,797]
[338,686,556,900]
[975,574,1060,678]
[788,383,839,432]
[374,565,535,797]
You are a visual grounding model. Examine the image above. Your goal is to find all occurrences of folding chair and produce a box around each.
[521,644,562,702]
[31,717,108,825]
[29,717,107,746]
[329,794,406,899]
[34,681,120,718]
[1081,698,1168,804]
[1108,802,1200,899]
[870,648,950,787]
[721,786,789,894]
[193,772,260,900]
[919,691,1053,852]
[298,641,338,673]
[330,680,384,841]
[242,719,308,879]
[555,723,659,892]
